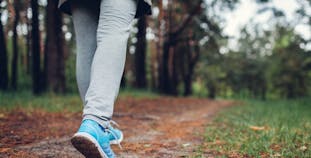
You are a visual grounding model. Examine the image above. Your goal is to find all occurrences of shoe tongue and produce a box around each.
[98,124,108,131]
[96,120,110,129]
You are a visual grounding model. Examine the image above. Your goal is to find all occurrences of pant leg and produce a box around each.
[83,0,137,124]
[71,0,100,105]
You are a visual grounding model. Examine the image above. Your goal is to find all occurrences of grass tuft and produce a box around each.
[199,98,311,157]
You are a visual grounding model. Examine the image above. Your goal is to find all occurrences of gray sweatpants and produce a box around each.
[71,0,137,126]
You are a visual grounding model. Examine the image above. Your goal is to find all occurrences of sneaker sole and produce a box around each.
[71,132,109,158]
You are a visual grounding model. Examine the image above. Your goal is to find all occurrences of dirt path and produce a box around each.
[0,97,234,158]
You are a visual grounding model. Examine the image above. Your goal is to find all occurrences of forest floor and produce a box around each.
[0,96,235,158]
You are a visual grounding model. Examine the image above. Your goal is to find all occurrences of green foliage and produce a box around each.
[192,81,208,97]
[268,26,311,98]
[0,88,160,112]
[0,91,82,112]
[119,87,161,99]
[199,98,311,157]
[195,23,311,99]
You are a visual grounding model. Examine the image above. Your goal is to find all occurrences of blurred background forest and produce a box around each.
[0,0,311,99]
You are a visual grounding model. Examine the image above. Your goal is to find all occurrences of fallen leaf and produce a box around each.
[273,153,282,157]
[300,146,307,151]
[144,144,151,148]
[249,125,266,131]
[182,143,191,147]
[0,113,5,119]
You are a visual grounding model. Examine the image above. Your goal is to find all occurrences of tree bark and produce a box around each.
[183,41,199,96]
[0,0,9,90]
[26,7,31,75]
[31,0,42,94]
[45,0,66,93]
[134,16,147,88]
[171,46,178,95]
[11,0,21,90]
[154,0,163,90]
[159,40,172,93]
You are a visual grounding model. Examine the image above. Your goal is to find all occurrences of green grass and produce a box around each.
[0,88,160,112]
[197,98,311,157]
[0,91,82,112]
[118,87,161,99]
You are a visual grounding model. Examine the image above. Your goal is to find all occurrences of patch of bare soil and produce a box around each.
[0,97,234,158]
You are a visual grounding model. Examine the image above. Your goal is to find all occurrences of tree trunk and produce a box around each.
[158,0,201,95]
[45,0,66,93]
[208,84,216,99]
[154,0,163,90]
[134,16,147,88]
[183,74,192,96]
[120,72,126,88]
[171,46,178,95]
[31,0,42,94]
[286,84,294,99]
[11,0,21,90]
[0,0,9,91]
[184,42,199,96]
[26,8,31,75]
[159,41,171,94]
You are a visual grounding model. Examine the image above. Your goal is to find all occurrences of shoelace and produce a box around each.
[106,120,123,150]
[109,120,120,127]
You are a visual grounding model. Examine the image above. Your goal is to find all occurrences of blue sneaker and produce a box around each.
[71,119,123,158]
[106,120,123,146]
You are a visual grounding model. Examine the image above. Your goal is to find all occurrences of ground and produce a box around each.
[0,96,234,158]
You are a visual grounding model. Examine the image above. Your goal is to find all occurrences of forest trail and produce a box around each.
[0,97,235,158]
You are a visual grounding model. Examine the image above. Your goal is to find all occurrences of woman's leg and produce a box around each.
[71,0,100,105]
[82,0,137,125]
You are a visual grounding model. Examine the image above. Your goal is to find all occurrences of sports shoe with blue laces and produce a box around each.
[71,119,123,158]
